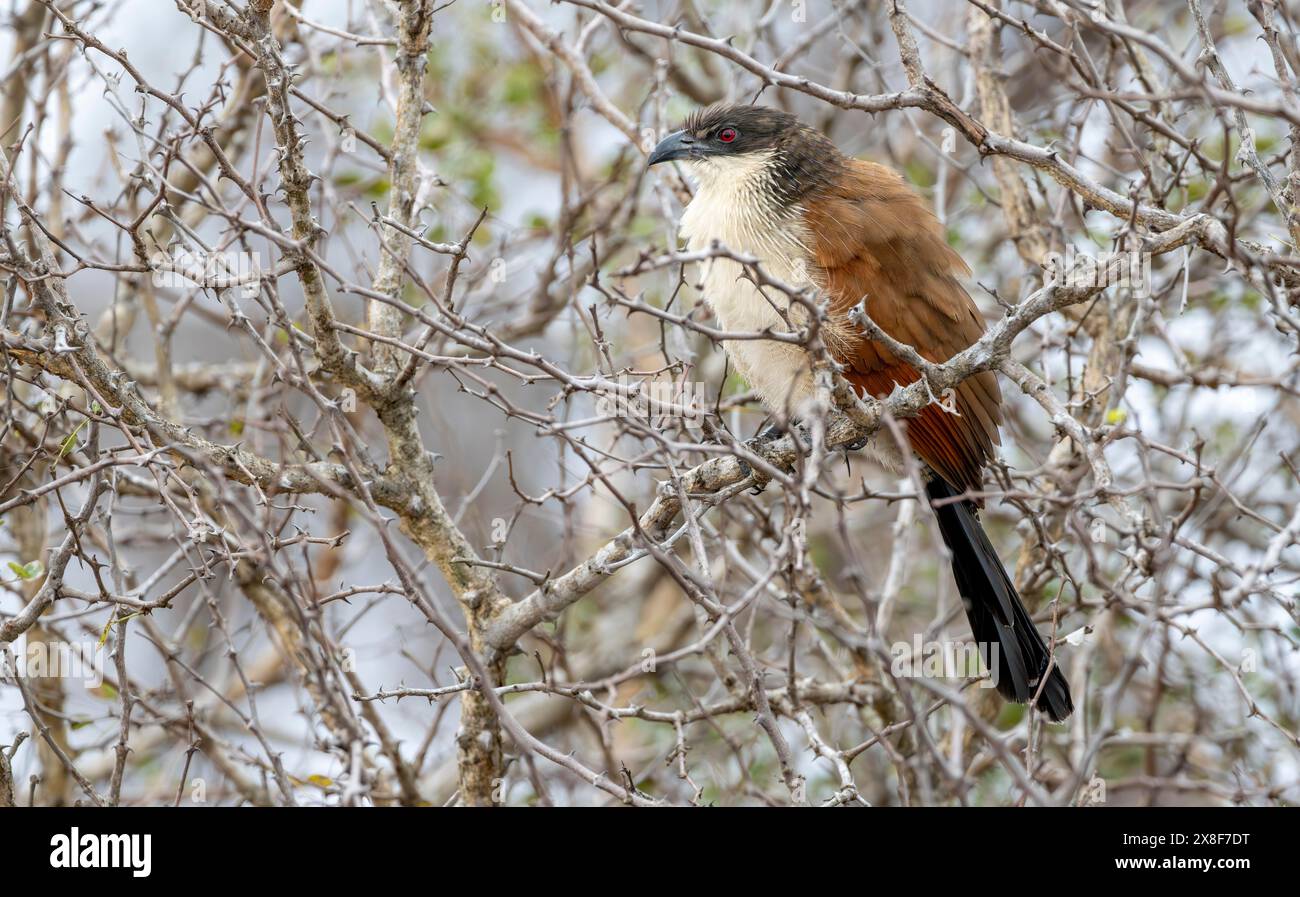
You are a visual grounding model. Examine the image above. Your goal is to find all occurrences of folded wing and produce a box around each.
[802,159,1002,495]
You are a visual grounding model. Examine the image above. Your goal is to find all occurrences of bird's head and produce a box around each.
[646,103,841,201]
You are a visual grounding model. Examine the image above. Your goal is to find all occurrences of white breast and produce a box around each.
[675,153,906,476]
[678,153,818,417]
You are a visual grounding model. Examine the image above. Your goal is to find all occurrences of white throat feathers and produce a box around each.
[676,150,905,475]
[678,150,819,416]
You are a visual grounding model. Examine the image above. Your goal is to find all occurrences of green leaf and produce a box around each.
[98,611,143,648]
[58,417,88,461]
[8,560,44,581]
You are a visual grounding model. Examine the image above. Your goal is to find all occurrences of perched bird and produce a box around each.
[647,103,1072,721]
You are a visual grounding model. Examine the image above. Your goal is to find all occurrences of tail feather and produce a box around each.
[925,476,1073,722]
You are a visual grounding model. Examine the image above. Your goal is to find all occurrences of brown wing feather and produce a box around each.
[803,159,1001,494]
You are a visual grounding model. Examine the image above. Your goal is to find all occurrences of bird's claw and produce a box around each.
[735,457,767,494]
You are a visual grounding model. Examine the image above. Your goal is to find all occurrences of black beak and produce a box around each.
[647,130,697,167]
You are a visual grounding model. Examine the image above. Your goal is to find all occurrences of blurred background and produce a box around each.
[1,0,1298,806]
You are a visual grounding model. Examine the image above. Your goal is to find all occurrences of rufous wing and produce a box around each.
[802,159,1002,495]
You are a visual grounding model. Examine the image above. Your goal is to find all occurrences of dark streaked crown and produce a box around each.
[680,104,803,156]
[669,103,845,205]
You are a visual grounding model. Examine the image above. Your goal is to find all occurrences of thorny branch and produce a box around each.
[0,0,1296,807]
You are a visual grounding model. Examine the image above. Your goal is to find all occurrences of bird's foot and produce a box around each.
[734,457,767,495]
[739,423,791,494]
[752,419,813,449]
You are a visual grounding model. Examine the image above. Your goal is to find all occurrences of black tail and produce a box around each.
[925,476,1073,722]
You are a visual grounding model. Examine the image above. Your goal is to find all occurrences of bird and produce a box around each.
[647,103,1073,722]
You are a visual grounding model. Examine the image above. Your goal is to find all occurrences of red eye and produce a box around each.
[718,127,737,143]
